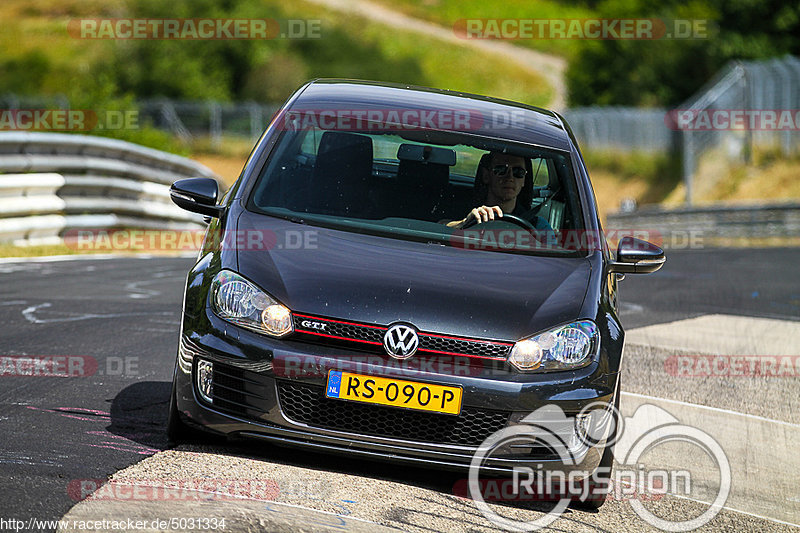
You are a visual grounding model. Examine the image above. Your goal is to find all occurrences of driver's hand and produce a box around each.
[461,205,502,228]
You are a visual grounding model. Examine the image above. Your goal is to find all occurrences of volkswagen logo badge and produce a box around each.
[383,323,419,359]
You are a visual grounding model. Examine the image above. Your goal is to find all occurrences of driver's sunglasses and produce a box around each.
[491,164,527,179]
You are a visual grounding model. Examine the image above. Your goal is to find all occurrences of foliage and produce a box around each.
[567,0,800,106]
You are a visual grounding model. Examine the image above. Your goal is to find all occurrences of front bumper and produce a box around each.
[174,311,619,474]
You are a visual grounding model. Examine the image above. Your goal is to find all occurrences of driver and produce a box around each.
[446,151,551,230]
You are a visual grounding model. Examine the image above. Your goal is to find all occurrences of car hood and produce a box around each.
[235,213,592,341]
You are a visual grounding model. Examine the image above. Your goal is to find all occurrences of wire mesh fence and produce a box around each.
[137,100,280,145]
[562,107,676,153]
[677,55,800,204]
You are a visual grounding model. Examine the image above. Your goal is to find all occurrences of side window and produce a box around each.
[530,158,551,187]
[300,129,320,155]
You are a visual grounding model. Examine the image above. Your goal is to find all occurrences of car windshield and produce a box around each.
[248,124,586,255]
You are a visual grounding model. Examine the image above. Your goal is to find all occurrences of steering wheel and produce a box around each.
[462,212,537,233]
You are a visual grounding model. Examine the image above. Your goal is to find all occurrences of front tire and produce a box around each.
[573,379,621,510]
[166,367,204,443]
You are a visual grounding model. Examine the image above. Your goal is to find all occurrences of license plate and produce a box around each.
[325,371,462,415]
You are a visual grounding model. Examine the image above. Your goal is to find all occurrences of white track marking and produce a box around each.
[22,303,174,324]
[622,391,800,429]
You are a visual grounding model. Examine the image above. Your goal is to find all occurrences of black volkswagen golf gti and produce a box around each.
[167,80,664,494]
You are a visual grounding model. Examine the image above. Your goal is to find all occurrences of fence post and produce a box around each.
[248,103,262,141]
[683,130,693,206]
[742,64,752,165]
[209,101,222,149]
[790,56,800,156]
[158,101,192,143]
[4,93,19,110]
[768,59,793,157]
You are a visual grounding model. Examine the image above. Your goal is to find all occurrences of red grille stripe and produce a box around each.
[293,313,511,360]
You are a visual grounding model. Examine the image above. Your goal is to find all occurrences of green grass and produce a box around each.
[284,0,553,106]
[0,241,194,258]
[0,242,116,258]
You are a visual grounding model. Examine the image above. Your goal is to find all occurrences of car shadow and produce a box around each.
[106,380,173,451]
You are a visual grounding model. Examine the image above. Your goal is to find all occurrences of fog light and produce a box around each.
[261,304,292,336]
[570,413,590,450]
[196,360,214,403]
[508,339,543,371]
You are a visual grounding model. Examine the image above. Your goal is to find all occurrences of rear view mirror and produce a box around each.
[609,236,665,274]
[397,144,457,166]
[170,178,223,218]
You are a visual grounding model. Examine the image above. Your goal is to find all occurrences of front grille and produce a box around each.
[209,362,270,419]
[293,313,513,360]
[419,334,511,360]
[277,380,510,446]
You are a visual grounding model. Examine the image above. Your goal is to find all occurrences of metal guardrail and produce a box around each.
[606,203,800,246]
[0,132,217,244]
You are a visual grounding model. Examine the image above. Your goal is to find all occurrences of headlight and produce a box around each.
[210,270,293,337]
[508,320,599,372]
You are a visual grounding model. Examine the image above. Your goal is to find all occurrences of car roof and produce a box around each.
[289,79,572,151]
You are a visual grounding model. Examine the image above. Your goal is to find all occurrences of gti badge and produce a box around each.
[301,320,327,331]
[383,323,419,359]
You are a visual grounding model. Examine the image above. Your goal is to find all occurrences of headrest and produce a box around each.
[318,131,373,155]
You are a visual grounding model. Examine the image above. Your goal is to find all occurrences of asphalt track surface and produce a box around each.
[0,248,798,532]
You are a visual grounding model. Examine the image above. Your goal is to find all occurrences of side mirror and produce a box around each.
[608,236,665,274]
[170,178,223,218]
